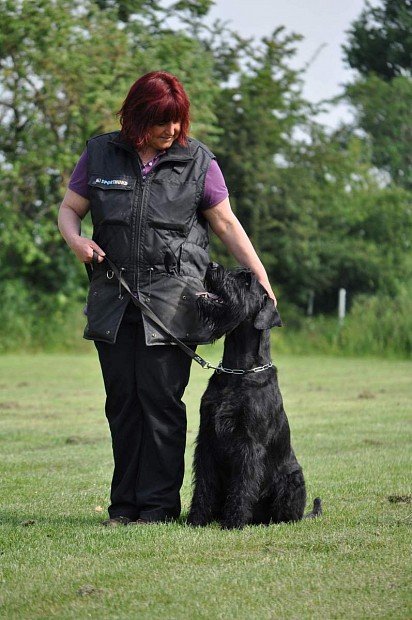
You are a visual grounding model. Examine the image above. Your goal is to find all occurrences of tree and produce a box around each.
[345,75,412,188]
[343,0,412,80]
[342,0,412,188]
[211,28,307,264]
[201,17,411,310]
[264,124,412,309]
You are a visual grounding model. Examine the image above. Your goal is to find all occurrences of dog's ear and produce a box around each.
[254,297,282,330]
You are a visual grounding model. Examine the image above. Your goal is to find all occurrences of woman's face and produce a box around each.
[147,120,181,151]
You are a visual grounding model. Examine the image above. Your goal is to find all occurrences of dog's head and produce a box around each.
[197,263,282,340]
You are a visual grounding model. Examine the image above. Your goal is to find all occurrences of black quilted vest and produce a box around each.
[83,131,214,345]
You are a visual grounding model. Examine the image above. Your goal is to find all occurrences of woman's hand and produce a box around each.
[71,236,106,264]
[259,281,277,306]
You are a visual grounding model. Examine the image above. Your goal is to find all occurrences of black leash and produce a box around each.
[85,254,273,375]
[89,255,212,369]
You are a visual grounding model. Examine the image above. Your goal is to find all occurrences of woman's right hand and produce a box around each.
[71,236,106,264]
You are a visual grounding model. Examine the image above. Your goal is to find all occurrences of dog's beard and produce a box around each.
[197,282,248,340]
[197,297,238,340]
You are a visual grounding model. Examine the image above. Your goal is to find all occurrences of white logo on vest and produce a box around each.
[95,178,129,186]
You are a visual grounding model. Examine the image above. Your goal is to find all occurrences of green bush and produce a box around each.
[0,280,90,353]
[337,286,412,358]
[273,285,412,359]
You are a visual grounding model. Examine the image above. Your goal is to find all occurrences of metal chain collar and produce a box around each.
[206,361,274,375]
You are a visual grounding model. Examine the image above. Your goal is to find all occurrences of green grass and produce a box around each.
[0,347,411,619]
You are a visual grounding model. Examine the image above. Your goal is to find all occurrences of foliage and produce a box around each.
[268,127,412,307]
[342,0,412,80]
[345,74,412,189]
[273,282,412,359]
[337,284,412,358]
[210,27,307,265]
[214,28,305,239]
[342,0,412,189]
[0,278,90,353]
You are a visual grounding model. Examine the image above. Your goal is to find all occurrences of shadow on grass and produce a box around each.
[1,511,105,528]
[0,510,194,528]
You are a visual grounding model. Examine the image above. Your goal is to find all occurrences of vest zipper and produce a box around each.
[118,267,126,299]
[135,175,153,292]
[147,267,154,298]
[130,179,141,293]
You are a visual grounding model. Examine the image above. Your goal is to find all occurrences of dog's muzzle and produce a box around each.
[196,292,224,303]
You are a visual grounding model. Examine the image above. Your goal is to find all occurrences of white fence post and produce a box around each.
[338,288,346,323]
[307,290,314,316]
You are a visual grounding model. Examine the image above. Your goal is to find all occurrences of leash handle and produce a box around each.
[85,262,93,283]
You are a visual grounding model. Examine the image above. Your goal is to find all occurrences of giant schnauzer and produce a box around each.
[187,263,321,530]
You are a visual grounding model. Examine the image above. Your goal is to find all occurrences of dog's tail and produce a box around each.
[304,497,322,519]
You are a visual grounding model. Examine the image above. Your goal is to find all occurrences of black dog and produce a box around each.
[187,264,321,529]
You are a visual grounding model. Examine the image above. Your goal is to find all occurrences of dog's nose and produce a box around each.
[209,262,219,270]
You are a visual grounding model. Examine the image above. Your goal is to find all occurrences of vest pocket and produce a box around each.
[88,174,136,226]
[145,221,188,272]
[148,178,197,227]
[148,220,188,234]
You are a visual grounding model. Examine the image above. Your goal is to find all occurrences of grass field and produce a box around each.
[0,347,410,619]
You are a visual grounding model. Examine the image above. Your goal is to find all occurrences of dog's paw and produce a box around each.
[220,519,246,531]
[186,513,209,527]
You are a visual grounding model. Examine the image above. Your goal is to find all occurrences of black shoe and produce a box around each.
[101,516,131,527]
[127,518,153,526]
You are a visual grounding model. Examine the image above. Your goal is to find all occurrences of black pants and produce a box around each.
[95,302,195,522]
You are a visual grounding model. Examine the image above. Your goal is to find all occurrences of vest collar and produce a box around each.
[108,131,194,163]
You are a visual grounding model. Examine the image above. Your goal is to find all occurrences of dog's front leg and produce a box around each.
[187,443,221,527]
[220,444,264,530]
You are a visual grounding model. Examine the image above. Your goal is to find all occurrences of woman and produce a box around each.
[58,71,277,526]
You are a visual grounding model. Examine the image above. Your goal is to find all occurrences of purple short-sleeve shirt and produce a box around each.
[69,149,229,210]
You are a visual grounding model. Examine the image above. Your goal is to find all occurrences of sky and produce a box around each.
[200,0,382,128]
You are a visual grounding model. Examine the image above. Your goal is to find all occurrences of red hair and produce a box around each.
[117,71,190,148]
